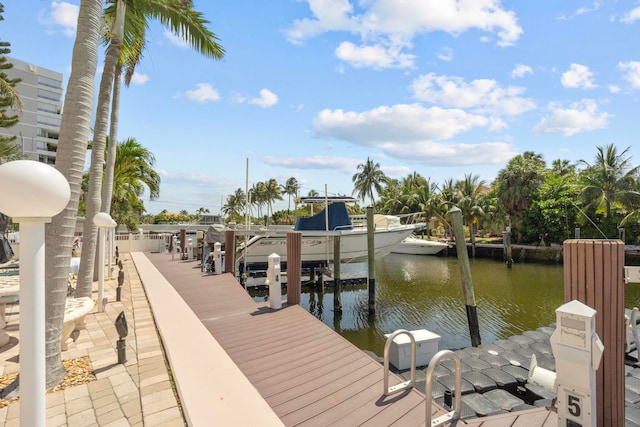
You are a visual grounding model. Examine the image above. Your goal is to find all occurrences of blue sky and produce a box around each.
[4,1,640,214]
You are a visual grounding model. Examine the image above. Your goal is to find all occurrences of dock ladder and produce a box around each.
[382,332,462,426]
[382,329,416,396]
[425,350,462,426]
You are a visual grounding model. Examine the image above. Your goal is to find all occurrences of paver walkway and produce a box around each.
[0,253,184,426]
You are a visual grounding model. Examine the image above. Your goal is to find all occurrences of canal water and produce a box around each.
[249,254,640,357]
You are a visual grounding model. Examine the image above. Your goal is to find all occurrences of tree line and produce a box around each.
[217,146,640,246]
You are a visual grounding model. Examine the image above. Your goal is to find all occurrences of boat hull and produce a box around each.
[240,226,417,267]
[391,236,449,256]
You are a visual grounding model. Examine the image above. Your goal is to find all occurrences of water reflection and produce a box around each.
[249,253,640,357]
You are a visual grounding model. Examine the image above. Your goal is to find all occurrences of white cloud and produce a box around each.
[130,72,149,85]
[621,7,640,23]
[377,140,518,165]
[511,63,532,78]
[335,41,416,69]
[285,0,523,70]
[618,61,640,88]
[561,63,597,89]
[185,83,221,102]
[313,103,490,144]
[437,47,454,62]
[576,2,602,15]
[164,29,189,49]
[532,99,612,136]
[609,85,621,94]
[309,103,517,165]
[38,1,78,37]
[411,73,535,116]
[263,155,360,171]
[248,89,279,108]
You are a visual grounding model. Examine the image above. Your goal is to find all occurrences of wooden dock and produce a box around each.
[141,252,556,426]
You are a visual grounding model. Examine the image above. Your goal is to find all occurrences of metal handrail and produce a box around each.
[425,350,462,426]
[383,329,416,396]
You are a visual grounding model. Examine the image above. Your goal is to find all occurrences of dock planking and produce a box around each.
[143,252,555,426]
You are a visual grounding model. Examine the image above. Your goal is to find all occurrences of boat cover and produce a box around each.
[294,202,353,231]
[205,223,227,245]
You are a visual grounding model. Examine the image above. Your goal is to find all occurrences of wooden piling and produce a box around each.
[180,229,186,259]
[563,239,625,427]
[224,230,235,274]
[366,207,375,315]
[287,231,302,305]
[449,207,481,347]
[504,227,513,268]
[333,235,342,314]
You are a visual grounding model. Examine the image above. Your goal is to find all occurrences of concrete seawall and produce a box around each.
[444,242,640,265]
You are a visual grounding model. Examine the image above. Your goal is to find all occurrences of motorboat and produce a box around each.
[237,197,424,268]
[391,234,449,256]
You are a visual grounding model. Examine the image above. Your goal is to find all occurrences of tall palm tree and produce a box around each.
[282,177,300,214]
[109,137,160,230]
[455,173,487,256]
[222,188,246,222]
[493,151,546,236]
[251,182,267,218]
[352,157,388,206]
[44,0,103,389]
[78,0,225,297]
[264,178,283,218]
[101,0,225,216]
[578,144,640,219]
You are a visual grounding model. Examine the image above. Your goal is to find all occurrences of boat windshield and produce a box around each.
[294,202,353,231]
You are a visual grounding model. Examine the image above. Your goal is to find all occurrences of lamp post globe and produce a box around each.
[0,160,70,218]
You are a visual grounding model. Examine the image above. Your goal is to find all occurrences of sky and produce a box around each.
[3,1,640,215]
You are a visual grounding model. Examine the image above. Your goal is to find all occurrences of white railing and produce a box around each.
[114,233,171,253]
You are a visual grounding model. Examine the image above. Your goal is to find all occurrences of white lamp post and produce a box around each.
[93,213,116,312]
[0,160,70,427]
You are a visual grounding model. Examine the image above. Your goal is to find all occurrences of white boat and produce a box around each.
[237,197,424,267]
[391,234,449,256]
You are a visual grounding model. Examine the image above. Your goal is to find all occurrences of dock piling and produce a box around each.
[333,235,342,315]
[286,231,302,305]
[449,207,481,347]
[367,207,375,315]
[563,239,625,426]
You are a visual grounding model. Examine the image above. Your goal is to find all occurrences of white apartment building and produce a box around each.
[1,57,63,165]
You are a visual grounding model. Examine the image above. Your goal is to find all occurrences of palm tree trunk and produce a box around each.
[102,63,122,214]
[76,36,122,297]
[44,0,102,389]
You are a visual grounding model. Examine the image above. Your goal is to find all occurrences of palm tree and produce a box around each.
[222,188,245,222]
[101,0,225,216]
[352,157,388,206]
[109,138,160,231]
[44,0,103,389]
[282,177,300,214]
[493,151,546,238]
[264,178,283,218]
[79,0,225,296]
[578,144,640,219]
[455,173,487,256]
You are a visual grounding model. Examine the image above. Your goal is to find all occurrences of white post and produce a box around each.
[18,219,47,427]
[188,238,193,261]
[107,228,113,279]
[214,242,222,275]
[267,253,282,309]
[97,227,105,312]
[93,213,116,313]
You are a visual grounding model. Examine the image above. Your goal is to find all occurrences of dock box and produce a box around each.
[384,329,441,370]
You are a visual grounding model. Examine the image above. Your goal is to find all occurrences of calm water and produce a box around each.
[249,254,640,357]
